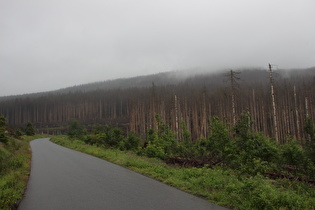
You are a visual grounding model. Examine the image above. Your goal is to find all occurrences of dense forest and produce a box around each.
[0,67,314,143]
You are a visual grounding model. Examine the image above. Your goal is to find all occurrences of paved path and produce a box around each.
[18,138,226,210]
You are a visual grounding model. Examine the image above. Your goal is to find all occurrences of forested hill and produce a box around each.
[1,67,314,100]
[0,67,314,142]
[30,66,315,93]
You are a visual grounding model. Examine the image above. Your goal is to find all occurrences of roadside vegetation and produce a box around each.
[51,115,315,209]
[0,115,47,209]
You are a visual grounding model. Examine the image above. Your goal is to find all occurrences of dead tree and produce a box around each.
[294,85,301,140]
[225,70,240,126]
[269,63,279,142]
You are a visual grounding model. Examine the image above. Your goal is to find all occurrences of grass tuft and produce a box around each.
[0,134,49,209]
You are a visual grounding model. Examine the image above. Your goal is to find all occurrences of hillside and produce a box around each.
[1,67,314,101]
[0,67,314,142]
[34,67,315,93]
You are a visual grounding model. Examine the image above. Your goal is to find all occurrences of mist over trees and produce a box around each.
[0,67,314,143]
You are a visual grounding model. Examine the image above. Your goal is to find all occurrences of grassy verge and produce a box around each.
[51,136,315,209]
[0,134,49,209]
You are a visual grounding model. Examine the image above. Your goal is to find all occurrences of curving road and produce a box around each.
[18,138,227,210]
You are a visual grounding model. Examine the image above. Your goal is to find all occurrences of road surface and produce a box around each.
[18,138,227,210]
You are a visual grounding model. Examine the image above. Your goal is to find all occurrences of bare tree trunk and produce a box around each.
[294,85,301,140]
[202,93,207,138]
[174,94,179,140]
[225,70,240,126]
[305,97,309,117]
[269,64,279,142]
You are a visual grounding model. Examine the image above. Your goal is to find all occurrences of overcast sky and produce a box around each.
[1,0,314,96]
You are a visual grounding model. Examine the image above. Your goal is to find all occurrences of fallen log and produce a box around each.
[165,156,222,168]
[265,172,315,184]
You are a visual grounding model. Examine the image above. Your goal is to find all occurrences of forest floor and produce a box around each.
[51,136,315,210]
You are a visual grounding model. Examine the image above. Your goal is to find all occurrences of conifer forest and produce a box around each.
[0,67,314,144]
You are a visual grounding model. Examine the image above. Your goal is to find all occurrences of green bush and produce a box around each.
[304,117,315,165]
[67,119,87,140]
[123,132,141,151]
[281,139,306,167]
[154,115,177,156]
[229,114,280,174]
[104,127,125,148]
[304,116,315,141]
[0,116,8,144]
[25,122,35,136]
[0,132,8,144]
[207,117,232,162]
[14,129,23,139]
[85,133,105,146]
[280,138,315,178]
[144,128,175,159]
[85,126,141,151]
[144,142,166,159]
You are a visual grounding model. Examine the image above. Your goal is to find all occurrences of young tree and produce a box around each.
[25,122,35,136]
[232,113,280,174]
[14,129,23,139]
[304,116,315,141]
[105,127,125,148]
[143,115,177,159]
[124,132,141,151]
[0,116,8,143]
[304,117,315,164]
[68,119,86,140]
[207,117,231,162]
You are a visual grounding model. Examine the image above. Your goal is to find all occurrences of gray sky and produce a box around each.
[1,0,314,96]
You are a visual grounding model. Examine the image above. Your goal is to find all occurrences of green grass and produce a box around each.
[51,136,315,209]
[0,134,49,209]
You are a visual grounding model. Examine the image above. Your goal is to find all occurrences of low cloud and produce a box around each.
[1,0,314,96]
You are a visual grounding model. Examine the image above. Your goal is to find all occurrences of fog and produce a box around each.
[1,0,314,96]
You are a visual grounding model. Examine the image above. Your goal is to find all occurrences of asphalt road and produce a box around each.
[18,138,227,210]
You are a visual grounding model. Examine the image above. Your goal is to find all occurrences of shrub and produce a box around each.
[304,116,315,141]
[124,132,141,151]
[231,114,280,174]
[304,117,315,165]
[142,116,177,160]
[207,117,232,162]
[144,142,166,159]
[104,127,125,148]
[0,132,8,144]
[67,119,87,140]
[85,133,105,146]
[175,121,205,159]
[0,116,8,144]
[25,122,35,136]
[14,129,23,139]
[155,115,177,156]
[0,116,6,128]
[280,138,315,177]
